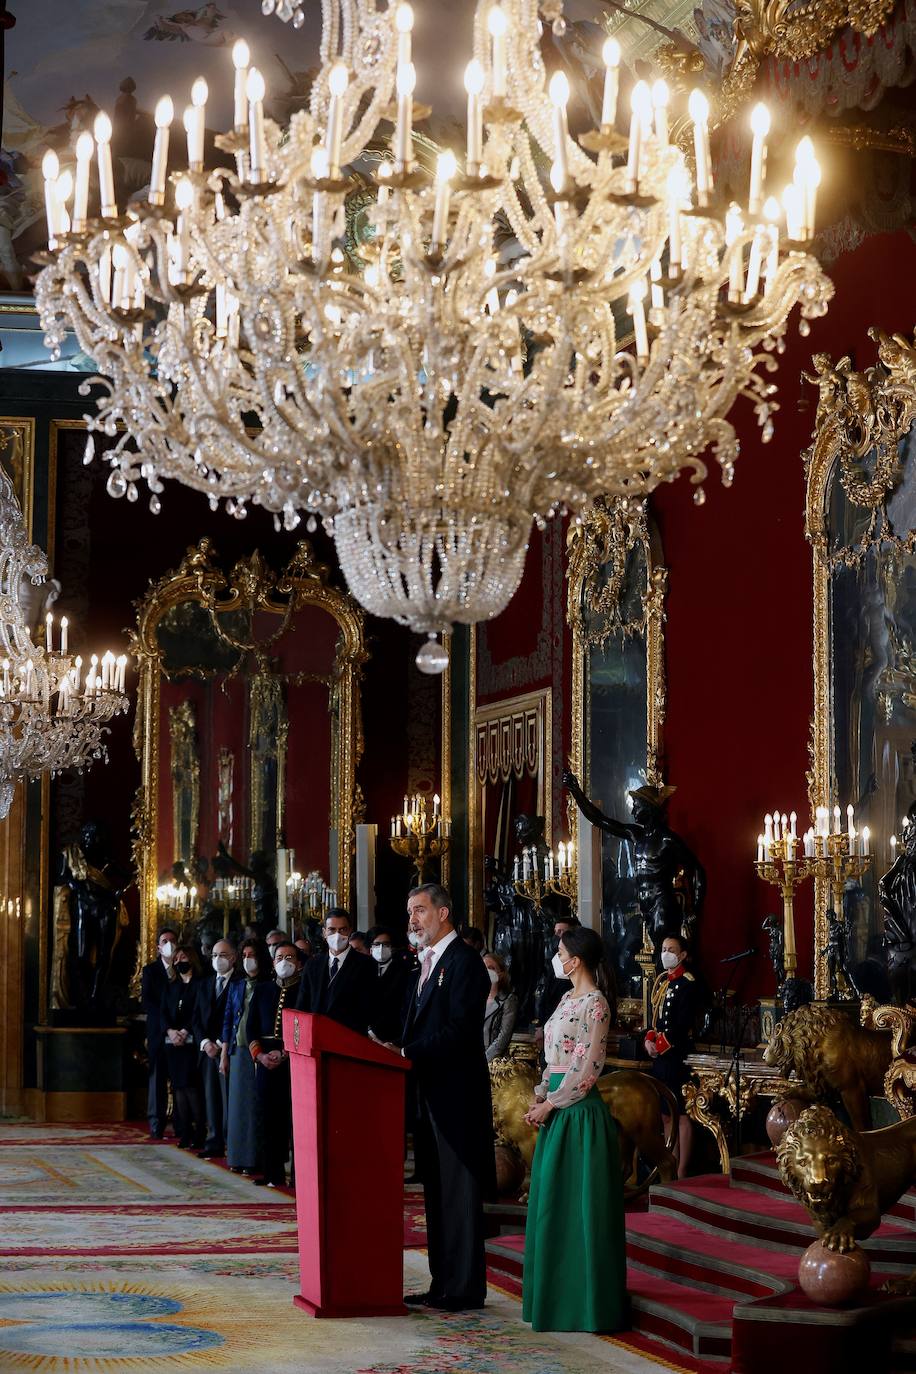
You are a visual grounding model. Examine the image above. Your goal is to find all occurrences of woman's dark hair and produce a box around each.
[484,950,511,995]
[174,943,202,977]
[558,926,616,1014]
[241,937,271,978]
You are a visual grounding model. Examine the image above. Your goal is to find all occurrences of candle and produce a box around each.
[748,102,770,215]
[567,841,574,873]
[785,833,794,863]
[54,170,73,236]
[58,673,70,715]
[173,176,193,278]
[117,655,126,694]
[628,278,649,360]
[464,59,485,173]
[488,5,508,100]
[395,3,413,66]
[744,225,763,301]
[847,803,855,840]
[627,80,651,192]
[25,659,34,696]
[652,79,669,146]
[649,257,664,312]
[688,89,712,208]
[44,611,53,653]
[725,203,744,302]
[861,825,870,858]
[891,834,898,858]
[394,60,416,169]
[794,136,819,239]
[764,812,773,843]
[773,812,781,842]
[73,656,82,690]
[601,37,620,129]
[762,195,781,293]
[833,804,841,835]
[433,793,440,816]
[184,76,208,171]
[783,182,804,242]
[149,96,173,206]
[325,61,349,178]
[247,67,267,182]
[42,150,61,245]
[94,111,117,218]
[232,39,250,130]
[60,616,68,656]
[548,71,570,191]
[72,131,94,232]
[756,834,764,862]
[111,243,129,309]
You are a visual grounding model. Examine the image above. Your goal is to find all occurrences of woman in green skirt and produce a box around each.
[522,926,627,1333]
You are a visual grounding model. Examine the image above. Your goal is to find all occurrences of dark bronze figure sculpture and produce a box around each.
[762,912,785,989]
[821,908,858,1001]
[484,813,556,1027]
[879,802,916,1004]
[54,820,130,1016]
[563,772,705,945]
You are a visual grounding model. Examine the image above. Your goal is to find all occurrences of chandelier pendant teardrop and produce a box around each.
[36,1,832,639]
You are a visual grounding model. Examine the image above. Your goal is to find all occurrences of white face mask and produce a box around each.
[661,950,682,971]
[213,955,232,975]
[551,952,572,981]
[243,956,259,976]
[407,931,420,948]
[274,958,296,981]
[160,941,175,961]
[486,967,499,985]
[327,932,349,953]
[371,944,392,964]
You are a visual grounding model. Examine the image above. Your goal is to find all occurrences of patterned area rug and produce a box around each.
[0,1123,677,1373]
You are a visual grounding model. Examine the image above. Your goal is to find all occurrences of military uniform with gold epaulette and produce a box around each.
[645,966,698,1098]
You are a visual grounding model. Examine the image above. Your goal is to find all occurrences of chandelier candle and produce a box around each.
[41,151,60,247]
[652,80,669,147]
[488,6,508,100]
[395,3,413,66]
[431,150,456,250]
[246,68,267,182]
[184,78,208,172]
[464,58,485,173]
[748,103,770,215]
[232,39,250,131]
[93,112,116,218]
[72,133,93,233]
[149,97,173,206]
[325,62,349,179]
[688,89,712,208]
[626,81,650,193]
[548,71,570,189]
[394,60,416,170]
[600,37,620,129]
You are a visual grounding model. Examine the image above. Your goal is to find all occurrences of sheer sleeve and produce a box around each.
[545,992,610,1109]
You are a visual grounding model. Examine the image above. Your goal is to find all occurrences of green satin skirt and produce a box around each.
[522,1075,628,1333]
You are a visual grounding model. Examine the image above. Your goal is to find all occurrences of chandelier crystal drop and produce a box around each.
[35,0,833,640]
[0,469,129,816]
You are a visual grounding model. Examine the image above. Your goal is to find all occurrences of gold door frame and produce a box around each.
[131,538,366,969]
[567,498,668,826]
[804,328,916,999]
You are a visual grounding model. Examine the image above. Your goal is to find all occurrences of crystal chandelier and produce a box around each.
[0,468,129,817]
[35,0,832,651]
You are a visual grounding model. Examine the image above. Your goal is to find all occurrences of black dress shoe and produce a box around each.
[196,1147,224,1159]
[177,1138,193,1149]
[431,1297,486,1313]
[404,1291,440,1307]
[253,1175,285,1188]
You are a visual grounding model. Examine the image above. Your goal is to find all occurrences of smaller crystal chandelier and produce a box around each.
[0,468,129,817]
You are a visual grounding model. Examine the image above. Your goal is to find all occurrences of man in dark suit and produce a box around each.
[247,941,302,1188]
[396,883,494,1312]
[140,926,179,1139]
[294,908,377,1035]
[193,938,240,1158]
[368,925,412,1044]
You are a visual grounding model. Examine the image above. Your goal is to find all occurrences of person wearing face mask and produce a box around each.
[141,927,180,1140]
[294,908,377,1036]
[367,925,411,1045]
[534,915,581,1047]
[482,953,518,1063]
[192,939,240,1159]
[221,938,270,1175]
[645,933,698,1179]
[160,944,207,1150]
[522,925,626,1333]
[247,941,302,1188]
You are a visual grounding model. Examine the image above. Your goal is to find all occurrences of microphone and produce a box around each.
[720,947,756,963]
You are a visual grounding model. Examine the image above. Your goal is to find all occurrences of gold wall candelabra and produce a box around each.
[513,842,577,912]
[754,805,873,982]
[390,792,450,883]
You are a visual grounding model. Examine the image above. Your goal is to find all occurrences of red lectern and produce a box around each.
[283,1008,411,1318]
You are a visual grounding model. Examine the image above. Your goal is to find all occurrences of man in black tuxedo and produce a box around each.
[368,926,412,1044]
[294,908,377,1035]
[397,883,494,1312]
[247,941,302,1188]
[193,938,240,1158]
[140,927,179,1139]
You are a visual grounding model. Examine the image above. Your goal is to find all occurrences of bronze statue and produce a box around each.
[763,1003,893,1132]
[879,802,916,1004]
[762,913,785,989]
[777,1102,916,1256]
[821,908,858,1001]
[53,820,130,1016]
[563,773,705,945]
[485,813,556,1027]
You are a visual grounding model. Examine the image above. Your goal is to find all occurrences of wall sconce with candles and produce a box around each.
[754,802,873,983]
[390,792,450,884]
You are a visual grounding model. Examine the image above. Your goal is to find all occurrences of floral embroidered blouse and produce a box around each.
[534,988,611,1109]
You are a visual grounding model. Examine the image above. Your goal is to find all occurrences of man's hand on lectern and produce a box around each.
[380,1041,402,1055]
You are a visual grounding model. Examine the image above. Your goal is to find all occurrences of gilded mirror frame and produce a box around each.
[805,328,916,999]
[131,538,366,969]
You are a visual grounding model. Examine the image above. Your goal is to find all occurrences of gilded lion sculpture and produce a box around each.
[776,1103,916,1254]
[490,1052,677,1198]
[763,1003,893,1131]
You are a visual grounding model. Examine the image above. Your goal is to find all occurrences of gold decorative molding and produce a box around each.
[804,326,916,999]
[567,498,668,813]
[131,539,366,968]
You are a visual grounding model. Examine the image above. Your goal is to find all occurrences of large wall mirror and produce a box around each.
[132,539,366,965]
[568,497,667,1005]
[806,329,916,1001]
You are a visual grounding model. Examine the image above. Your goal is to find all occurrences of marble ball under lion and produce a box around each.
[798,1240,871,1306]
[765,1096,807,1146]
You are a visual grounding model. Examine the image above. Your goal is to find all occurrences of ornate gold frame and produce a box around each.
[567,498,668,810]
[131,538,366,968]
[804,328,916,999]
